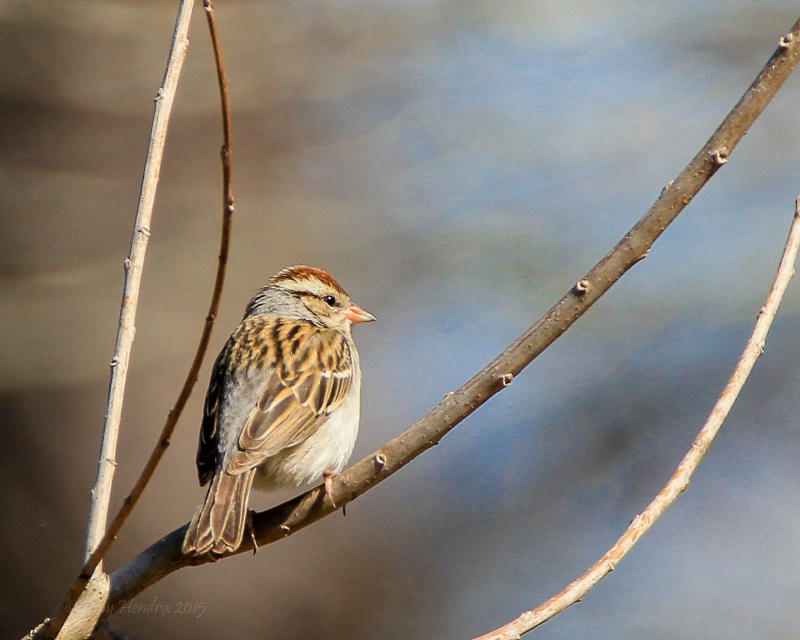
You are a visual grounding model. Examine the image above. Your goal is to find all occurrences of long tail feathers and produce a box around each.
[183,469,255,555]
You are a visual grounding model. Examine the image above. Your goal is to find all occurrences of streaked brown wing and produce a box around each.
[226,324,352,475]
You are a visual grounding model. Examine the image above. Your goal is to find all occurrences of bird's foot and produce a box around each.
[322,469,337,509]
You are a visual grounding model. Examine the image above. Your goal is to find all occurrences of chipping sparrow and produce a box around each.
[183,265,375,555]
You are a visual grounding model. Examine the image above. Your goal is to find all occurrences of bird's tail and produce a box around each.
[182,469,255,555]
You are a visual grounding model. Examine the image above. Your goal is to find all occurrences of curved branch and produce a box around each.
[83,0,194,564]
[103,17,800,608]
[34,3,195,638]
[473,198,800,639]
[205,0,235,227]
[34,3,237,638]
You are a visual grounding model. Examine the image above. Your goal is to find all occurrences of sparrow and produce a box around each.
[183,265,375,555]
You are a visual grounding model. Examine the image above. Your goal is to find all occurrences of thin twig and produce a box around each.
[102,17,800,608]
[205,0,235,221]
[82,0,194,565]
[472,199,800,639]
[35,2,237,638]
[36,0,195,634]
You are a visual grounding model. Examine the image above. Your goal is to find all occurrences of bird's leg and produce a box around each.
[246,509,258,554]
[322,469,337,508]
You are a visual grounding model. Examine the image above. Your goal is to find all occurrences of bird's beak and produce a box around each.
[345,303,376,324]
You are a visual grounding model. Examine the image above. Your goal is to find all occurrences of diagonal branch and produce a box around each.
[103,17,800,609]
[472,198,800,639]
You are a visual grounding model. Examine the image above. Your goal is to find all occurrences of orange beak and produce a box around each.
[345,303,376,324]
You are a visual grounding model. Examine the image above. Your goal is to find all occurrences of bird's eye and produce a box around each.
[322,295,337,307]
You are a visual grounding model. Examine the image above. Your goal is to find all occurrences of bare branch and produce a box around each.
[472,198,800,639]
[81,0,236,592]
[77,0,237,614]
[82,0,194,566]
[205,0,235,222]
[100,16,800,610]
[32,0,236,636]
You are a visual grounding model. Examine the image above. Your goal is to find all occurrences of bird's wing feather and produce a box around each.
[223,319,353,475]
[196,339,231,486]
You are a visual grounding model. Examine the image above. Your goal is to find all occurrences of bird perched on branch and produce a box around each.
[183,265,375,555]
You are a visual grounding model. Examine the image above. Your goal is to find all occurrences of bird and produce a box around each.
[182,265,375,555]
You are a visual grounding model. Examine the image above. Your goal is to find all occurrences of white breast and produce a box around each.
[253,362,362,490]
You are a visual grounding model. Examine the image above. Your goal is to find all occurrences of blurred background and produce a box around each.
[3,1,800,638]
